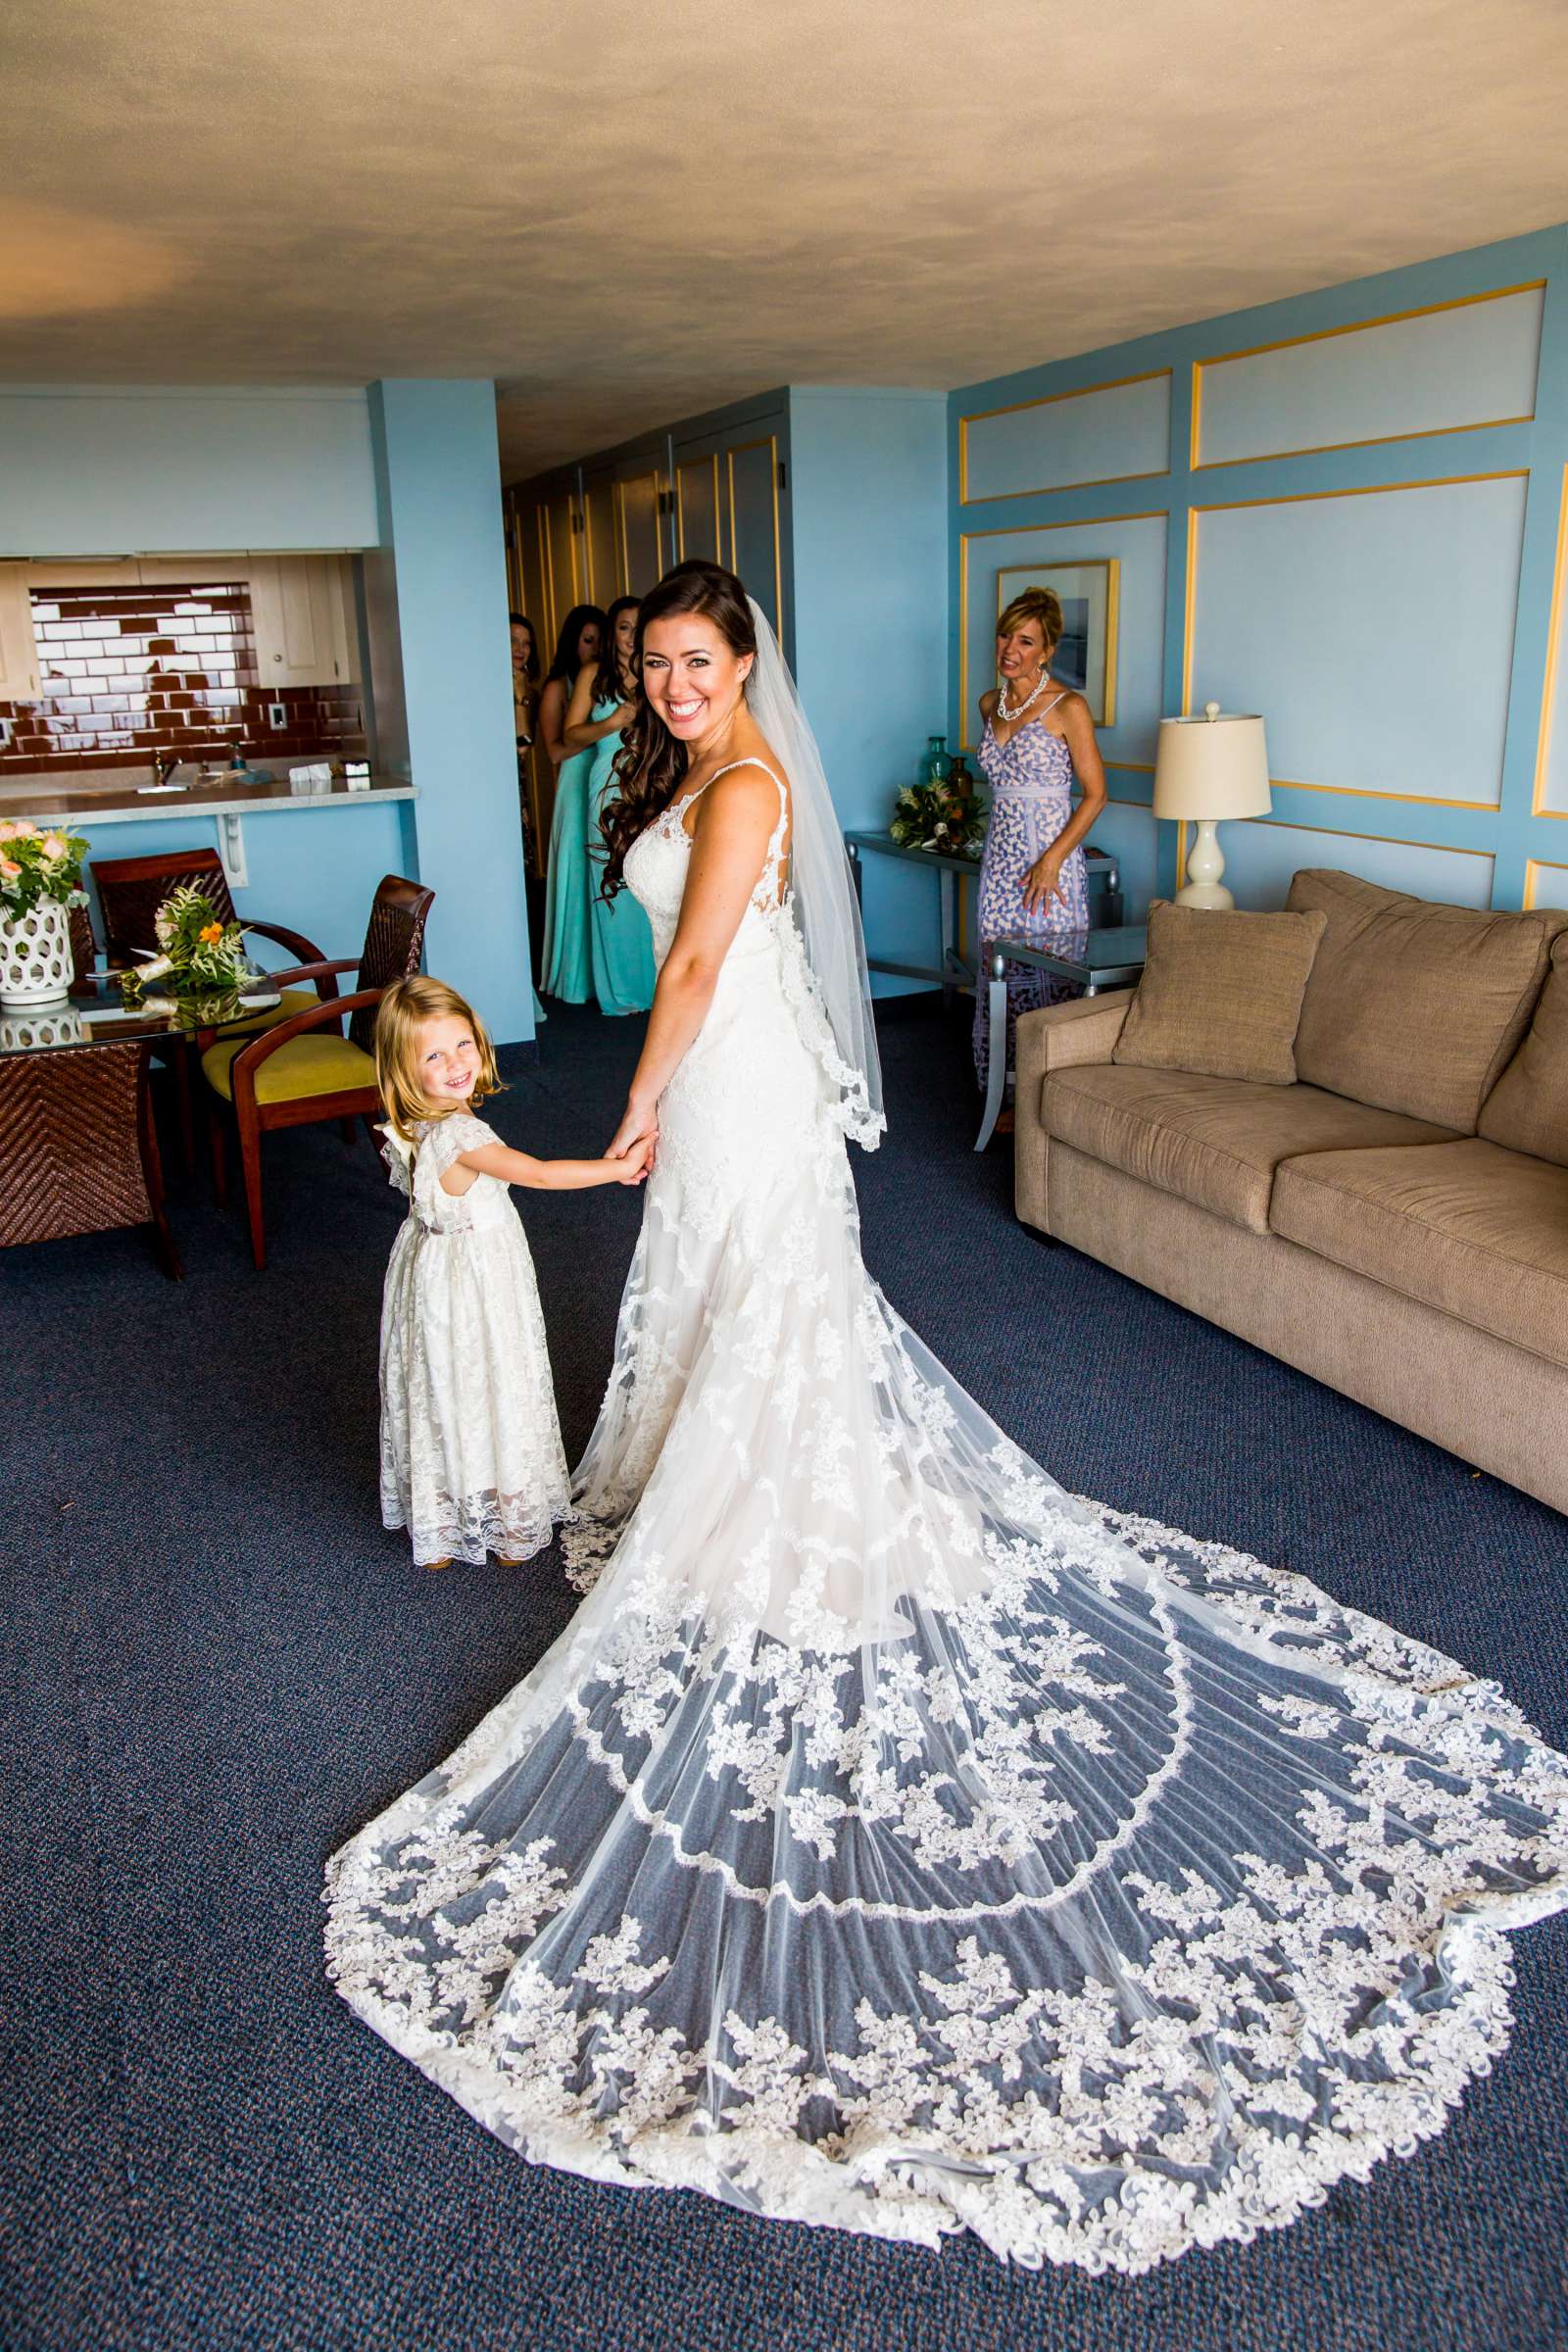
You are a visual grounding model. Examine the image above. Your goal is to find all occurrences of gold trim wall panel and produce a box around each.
[1191,281,1545,469]
[1181,472,1529,824]
[1524,858,1568,909]
[959,369,1172,505]
[1251,814,1489,857]
[1532,465,1568,817]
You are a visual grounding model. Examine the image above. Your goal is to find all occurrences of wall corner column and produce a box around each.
[368,379,533,1043]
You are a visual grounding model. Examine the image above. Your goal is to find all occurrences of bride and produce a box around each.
[326,561,1568,2275]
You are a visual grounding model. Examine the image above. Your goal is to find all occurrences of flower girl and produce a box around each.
[374,975,649,1570]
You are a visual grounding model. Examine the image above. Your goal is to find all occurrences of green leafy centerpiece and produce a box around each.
[121,884,256,1025]
[889,770,988,858]
[0,818,90,1009]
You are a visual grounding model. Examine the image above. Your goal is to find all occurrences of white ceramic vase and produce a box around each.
[0,896,74,1009]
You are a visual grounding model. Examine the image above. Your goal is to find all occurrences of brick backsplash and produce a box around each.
[0,580,368,774]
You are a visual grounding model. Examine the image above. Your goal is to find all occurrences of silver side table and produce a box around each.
[975,925,1148,1152]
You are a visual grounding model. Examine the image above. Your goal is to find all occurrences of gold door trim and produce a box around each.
[615,466,666,595]
[675,452,721,564]
[725,436,782,622]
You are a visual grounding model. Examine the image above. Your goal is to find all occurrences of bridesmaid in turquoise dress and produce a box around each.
[564,595,657,1016]
[537,603,605,1004]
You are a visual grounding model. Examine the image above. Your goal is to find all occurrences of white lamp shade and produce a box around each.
[1152,708,1272,820]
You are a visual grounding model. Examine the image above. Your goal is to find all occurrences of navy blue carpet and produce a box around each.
[4,996,1565,2352]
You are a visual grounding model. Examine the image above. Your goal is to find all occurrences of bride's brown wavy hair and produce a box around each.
[597,560,758,900]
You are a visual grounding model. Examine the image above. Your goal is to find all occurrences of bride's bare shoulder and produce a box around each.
[702,733,790,817]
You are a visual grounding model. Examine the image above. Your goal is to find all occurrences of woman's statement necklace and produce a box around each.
[997,667,1052,724]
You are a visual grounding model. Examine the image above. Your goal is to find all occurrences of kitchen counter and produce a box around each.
[0,768,416,825]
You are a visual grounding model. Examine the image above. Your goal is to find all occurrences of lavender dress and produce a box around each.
[972,699,1090,1091]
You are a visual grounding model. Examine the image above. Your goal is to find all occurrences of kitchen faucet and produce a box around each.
[152,751,182,787]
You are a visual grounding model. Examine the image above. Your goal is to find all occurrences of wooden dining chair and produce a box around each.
[90,846,327,1012]
[90,846,330,1170]
[199,873,434,1269]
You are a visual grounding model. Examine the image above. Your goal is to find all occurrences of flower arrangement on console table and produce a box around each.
[119,885,260,1027]
[0,818,90,1010]
[889,760,987,858]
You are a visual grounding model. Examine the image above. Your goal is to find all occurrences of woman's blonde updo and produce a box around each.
[997,587,1063,656]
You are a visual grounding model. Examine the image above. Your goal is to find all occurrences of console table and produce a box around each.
[843,832,1137,1149]
[843,831,978,1004]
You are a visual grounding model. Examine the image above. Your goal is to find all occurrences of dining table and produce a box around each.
[0,973,281,1278]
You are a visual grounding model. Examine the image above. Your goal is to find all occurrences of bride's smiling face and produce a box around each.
[641,613,754,742]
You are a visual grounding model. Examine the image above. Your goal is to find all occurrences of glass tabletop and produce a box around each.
[0,971,283,1057]
[988,924,1149,973]
[844,829,984,877]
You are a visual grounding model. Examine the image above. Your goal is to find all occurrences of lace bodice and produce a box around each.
[622,760,790,968]
[383,1112,515,1235]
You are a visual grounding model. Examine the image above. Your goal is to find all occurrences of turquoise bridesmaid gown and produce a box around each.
[585,704,657,1016]
[539,739,594,1004]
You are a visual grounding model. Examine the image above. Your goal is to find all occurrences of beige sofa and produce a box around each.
[1014,869,1568,1515]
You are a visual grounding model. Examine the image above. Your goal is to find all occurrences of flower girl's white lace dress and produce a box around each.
[326,769,1568,2275]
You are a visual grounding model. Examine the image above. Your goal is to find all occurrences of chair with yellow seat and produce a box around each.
[202,873,435,1269]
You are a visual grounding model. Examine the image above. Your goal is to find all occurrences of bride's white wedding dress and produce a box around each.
[326,763,1568,2276]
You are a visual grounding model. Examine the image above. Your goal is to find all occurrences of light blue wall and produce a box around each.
[0,388,379,555]
[948,222,1568,918]
[788,390,949,995]
[369,380,533,1043]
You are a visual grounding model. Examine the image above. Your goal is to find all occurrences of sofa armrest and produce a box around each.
[1014,989,1136,1230]
[1020,989,1135,1074]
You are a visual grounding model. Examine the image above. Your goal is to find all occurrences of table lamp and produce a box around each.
[1152,702,1271,909]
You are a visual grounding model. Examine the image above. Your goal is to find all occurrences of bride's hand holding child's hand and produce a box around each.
[614,1134,654,1185]
[607,1096,658,1164]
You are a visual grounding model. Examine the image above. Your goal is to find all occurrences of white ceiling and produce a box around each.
[3,0,1566,481]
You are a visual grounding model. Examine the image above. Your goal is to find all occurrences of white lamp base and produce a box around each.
[1174,816,1235,910]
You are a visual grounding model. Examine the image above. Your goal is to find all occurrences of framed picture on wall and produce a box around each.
[997,559,1119,727]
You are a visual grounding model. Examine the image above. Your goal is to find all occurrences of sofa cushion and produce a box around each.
[1111,901,1327,1085]
[1271,1137,1568,1372]
[1285,868,1564,1131]
[1041,1063,1456,1234]
[1479,930,1568,1167]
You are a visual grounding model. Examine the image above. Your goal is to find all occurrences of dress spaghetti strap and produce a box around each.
[673,758,790,902]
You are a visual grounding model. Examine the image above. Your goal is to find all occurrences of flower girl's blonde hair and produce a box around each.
[376,974,502,1142]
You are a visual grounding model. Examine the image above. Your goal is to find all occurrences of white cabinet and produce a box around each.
[26,560,142,590]
[248,554,355,686]
[0,564,41,701]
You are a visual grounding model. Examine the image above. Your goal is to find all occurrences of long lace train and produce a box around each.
[324,781,1568,2274]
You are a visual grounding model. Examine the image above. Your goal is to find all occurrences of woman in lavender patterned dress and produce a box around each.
[973,587,1107,1120]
